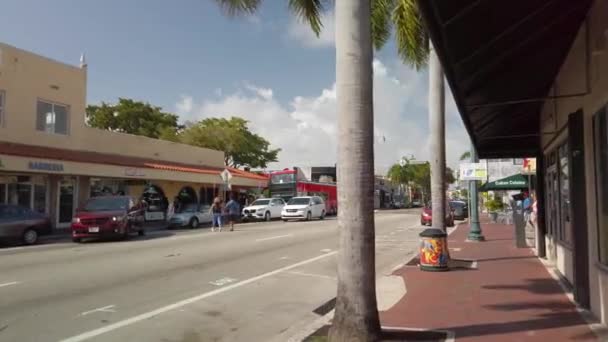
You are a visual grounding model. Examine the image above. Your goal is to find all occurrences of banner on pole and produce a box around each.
[460,163,487,180]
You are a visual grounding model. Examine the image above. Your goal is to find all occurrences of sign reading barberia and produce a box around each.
[28,161,64,172]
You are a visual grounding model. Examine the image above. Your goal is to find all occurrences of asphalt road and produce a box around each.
[0,208,429,342]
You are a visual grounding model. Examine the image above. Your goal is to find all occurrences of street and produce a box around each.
[0,209,426,342]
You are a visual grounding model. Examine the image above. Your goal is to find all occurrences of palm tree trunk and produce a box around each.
[429,42,446,230]
[329,0,380,341]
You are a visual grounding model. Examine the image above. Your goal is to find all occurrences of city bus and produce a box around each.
[268,168,338,215]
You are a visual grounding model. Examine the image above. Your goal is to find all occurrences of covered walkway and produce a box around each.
[380,219,602,341]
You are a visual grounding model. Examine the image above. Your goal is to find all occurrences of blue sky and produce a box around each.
[0,0,468,171]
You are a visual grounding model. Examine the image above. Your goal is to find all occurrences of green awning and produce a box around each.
[479,174,528,191]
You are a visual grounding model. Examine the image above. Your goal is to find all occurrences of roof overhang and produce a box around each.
[417,0,592,158]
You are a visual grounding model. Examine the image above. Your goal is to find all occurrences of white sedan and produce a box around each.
[242,198,285,221]
[168,204,212,229]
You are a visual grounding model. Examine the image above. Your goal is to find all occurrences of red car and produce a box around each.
[420,203,455,227]
[71,196,145,243]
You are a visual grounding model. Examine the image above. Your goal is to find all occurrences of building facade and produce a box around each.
[420,0,608,325]
[0,43,267,229]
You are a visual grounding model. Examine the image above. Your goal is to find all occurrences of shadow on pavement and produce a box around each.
[482,278,567,295]
[443,312,589,340]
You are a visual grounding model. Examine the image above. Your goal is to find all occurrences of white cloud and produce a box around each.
[175,59,469,174]
[245,83,274,100]
[175,95,194,120]
[287,10,335,48]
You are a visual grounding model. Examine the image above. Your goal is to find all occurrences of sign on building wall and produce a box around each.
[28,161,64,172]
[522,158,537,174]
[125,168,145,177]
[460,163,488,180]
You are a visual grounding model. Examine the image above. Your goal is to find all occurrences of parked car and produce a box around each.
[0,204,51,245]
[449,200,468,220]
[282,196,326,221]
[168,204,212,228]
[420,203,455,227]
[411,200,423,208]
[242,198,285,221]
[71,196,145,242]
[390,201,403,209]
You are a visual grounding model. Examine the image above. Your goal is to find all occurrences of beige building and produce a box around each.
[0,42,267,229]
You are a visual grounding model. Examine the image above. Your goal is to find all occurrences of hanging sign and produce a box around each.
[459,163,487,180]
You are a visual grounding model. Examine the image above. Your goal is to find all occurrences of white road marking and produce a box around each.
[320,248,332,253]
[0,281,19,288]
[279,256,290,260]
[209,277,237,286]
[80,305,116,316]
[255,234,293,242]
[59,251,337,342]
[287,271,336,280]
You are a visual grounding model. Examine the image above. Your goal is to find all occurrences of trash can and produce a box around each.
[419,228,449,271]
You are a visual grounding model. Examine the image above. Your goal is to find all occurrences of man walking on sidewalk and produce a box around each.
[225,194,240,232]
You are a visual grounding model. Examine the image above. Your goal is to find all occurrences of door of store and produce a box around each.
[568,110,590,309]
[57,178,76,228]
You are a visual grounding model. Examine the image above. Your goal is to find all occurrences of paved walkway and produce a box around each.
[380,219,600,341]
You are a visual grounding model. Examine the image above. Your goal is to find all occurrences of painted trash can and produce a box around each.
[419,228,449,271]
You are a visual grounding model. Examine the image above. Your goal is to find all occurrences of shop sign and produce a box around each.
[125,168,145,177]
[496,179,526,187]
[459,162,487,180]
[28,161,64,172]
[522,158,536,174]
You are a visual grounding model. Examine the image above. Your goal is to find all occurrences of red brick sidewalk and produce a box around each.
[380,220,599,341]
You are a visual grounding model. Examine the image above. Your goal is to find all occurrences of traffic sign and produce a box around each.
[220,169,232,182]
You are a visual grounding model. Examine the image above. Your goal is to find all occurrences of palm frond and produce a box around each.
[214,0,262,16]
[371,0,395,51]
[288,0,327,37]
[392,0,429,69]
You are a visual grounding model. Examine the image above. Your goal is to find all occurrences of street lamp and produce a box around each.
[467,145,485,241]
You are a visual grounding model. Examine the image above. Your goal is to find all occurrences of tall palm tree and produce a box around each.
[213,1,391,340]
[393,0,446,230]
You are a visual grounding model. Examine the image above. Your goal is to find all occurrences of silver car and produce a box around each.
[168,204,213,229]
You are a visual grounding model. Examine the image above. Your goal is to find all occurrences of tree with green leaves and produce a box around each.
[180,117,280,169]
[86,98,180,139]
[445,166,456,185]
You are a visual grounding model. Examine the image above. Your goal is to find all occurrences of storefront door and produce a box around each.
[567,110,590,309]
[57,178,76,227]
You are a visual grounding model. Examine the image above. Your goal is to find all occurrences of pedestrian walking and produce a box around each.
[225,194,240,231]
[210,197,223,232]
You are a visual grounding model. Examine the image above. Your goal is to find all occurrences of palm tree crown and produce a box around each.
[214,0,429,66]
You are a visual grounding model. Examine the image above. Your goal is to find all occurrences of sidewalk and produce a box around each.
[380,218,601,341]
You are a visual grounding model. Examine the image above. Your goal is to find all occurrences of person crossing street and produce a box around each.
[225,194,240,231]
[210,197,223,232]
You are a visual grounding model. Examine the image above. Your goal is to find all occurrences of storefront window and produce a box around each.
[58,179,75,224]
[594,107,608,265]
[90,178,127,197]
[0,183,5,204]
[34,184,47,214]
[559,143,572,244]
[8,182,31,208]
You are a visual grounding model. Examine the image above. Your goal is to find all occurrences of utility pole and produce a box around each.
[467,144,485,241]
